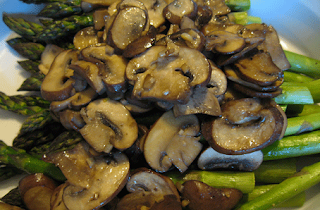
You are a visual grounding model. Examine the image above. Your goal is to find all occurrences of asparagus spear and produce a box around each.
[38,0,82,18]
[283,71,315,83]
[36,14,94,41]
[0,92,48,115]
[39,18,54,26]
[238,184,306,208]
[2,13,43,40]
[282,80,320,103]
[0,187,26,209]
[0,141,66,181]
[18,110,53,136]
[238,161,320,210]
[18,60,41,74]
[274,84,314,104]
[262,129,320,161]
[285,112,320,136]
[227,12,262,25]
[254,158,297,184]
[0,164,23,182]
[225,0,250,11]
[18,72,45,91]
[7,41,45,60]
[284,50,320,79]
[167,170,255,193]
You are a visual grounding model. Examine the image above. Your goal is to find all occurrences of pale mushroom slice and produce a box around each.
[41,50,79,101]
[163,0,197,24]
[38,44,64,75]
[197,0,231,17]
[45,141,130,210]
[205,30,246,54]
[116,168,181,210]
[202,98,286,154]
[106,0,150,51]
[79,98,138,152]
[198,147,263,171]
[139,0,167,28]
[73,27,100,50]
[144,110,202,173]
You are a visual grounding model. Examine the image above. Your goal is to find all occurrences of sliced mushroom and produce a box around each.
[144,110,202,173]
[44,142,130,210]
[180,180,243,210]
[93,8,109,31]
[38,44,64,75]
[41,50,79,101]
[51,183,69,210]
[59,109,86,131]
[205,30,246,54]
[233,51,283,87]
[231,82,282,98]
[198,0,231,17]
[106,0,150,51]
[80,45,128,100]
[73,27,100,50]
[140,0,168,28]
[163,0,197,24]
[202,98,286,154]
[127,45,211,103]
[198,147,263,171]
[70,60,106,95]
[195,5,213,27]
[116,168,181,210]
[79,98,138,152]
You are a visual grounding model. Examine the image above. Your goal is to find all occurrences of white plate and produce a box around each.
[0,0,320,209]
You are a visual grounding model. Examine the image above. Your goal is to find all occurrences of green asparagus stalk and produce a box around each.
[283,71,315,83]
[284,112,320,136]
[296,104,320,116]
[37,14,93,41]
[238,161,320,210]
[274,84,314,104]
[254,159,297,184]
[2,13,43,40]
[0,141,65,181]
[7,41,45,60]
[38,18,54,26]
[0,92,48,115]
[18,110,53,136]
[0,93,49,108]
[284,50,320,79]
[38,0,82,18]
[227,12,262,25]
[18,72,45,91]
[18,60,41,74]
[262,129,320,161]
[225,0,250,11]
[238,184,306,208]
[282,80,320,103]
[167,170,255,194]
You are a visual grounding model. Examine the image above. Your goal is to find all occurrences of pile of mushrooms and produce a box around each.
[37,0,290,209]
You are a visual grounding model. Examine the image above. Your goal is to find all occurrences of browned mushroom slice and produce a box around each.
[81,0,119,11]
[264,25,291,70]
[205,30,246,54]
[180,180,243,210]
[93,8,109,31]
[51,183,69,210]
[80,45,127,100]
[198,0,231,17]
[79,98,138,152]
[144,110,202,173]
[234,51,283,87]
[198,147,263,171]
[202,98,285,154]
[163,0,197,24]
[122,25,157,58]
[41,50,79,102]
[139,0,167,28]
[195,5,213,27]
[231,82,282,98]
[116,168,181,210]
[73,27,100,50]
[225,65,283,92]
[59,109,86,131]
[156,28,206,51]
[106,0,150,51]
[70,60,106,95]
